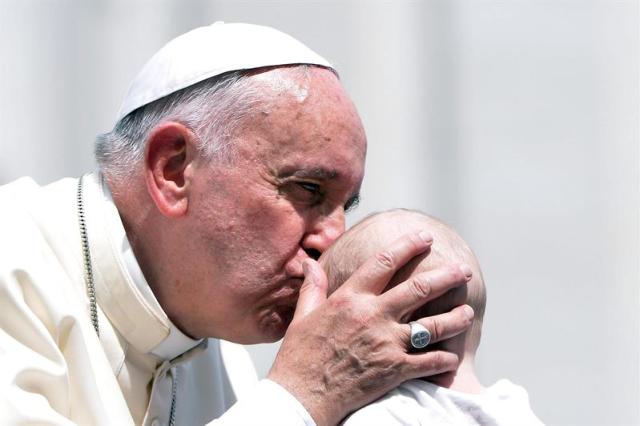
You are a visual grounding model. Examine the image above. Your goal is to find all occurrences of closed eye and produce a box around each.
[281,181,323,205]
[298,182,320,193]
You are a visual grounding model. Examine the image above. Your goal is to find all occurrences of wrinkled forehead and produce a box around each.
[251,66,362,123]
[234,66,367,165]
[246,65,336,101]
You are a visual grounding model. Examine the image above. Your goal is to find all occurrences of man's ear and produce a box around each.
[144,122,196,218]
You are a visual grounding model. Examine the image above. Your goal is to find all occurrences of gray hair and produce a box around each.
[95,65,315,183]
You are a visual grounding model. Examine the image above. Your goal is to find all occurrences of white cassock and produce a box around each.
[0,173,314,425]
[341,379,544,426]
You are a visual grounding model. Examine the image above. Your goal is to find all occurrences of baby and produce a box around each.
[319,209,543,425]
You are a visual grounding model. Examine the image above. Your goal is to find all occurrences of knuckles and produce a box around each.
[374,250,396,271]
[429,318,443,342]
[407,275,432,300]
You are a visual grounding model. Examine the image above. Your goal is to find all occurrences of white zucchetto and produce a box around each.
[116,21,333,123]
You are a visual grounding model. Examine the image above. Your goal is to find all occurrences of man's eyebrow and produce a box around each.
[282,167,340,180]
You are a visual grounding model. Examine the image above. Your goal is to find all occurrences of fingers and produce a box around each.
[292,259,329,320]
[381,264,472,319]
[403,350,461,378]
[398,305,474,378]
[400,304,475,346]
[346,231,433,294]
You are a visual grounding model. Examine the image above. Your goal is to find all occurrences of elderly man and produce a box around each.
[0,23,474,425]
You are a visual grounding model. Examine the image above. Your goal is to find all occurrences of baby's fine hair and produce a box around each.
[320,208,486,352]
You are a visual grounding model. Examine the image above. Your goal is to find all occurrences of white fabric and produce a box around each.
[116,21,333,122]
[216,380,316,426]
[101,180,202,360]
[0,174,314,425]
[342,379,544,426]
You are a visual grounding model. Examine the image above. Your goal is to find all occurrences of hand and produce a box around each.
[267,231,474,426]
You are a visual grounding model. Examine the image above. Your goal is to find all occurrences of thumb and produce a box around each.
[293,259,328,320]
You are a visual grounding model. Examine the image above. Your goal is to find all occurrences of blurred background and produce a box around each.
[0,0,637,424]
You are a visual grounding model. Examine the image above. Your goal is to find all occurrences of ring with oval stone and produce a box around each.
[409,321,431,350]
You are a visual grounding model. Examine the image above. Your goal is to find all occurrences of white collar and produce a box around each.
[93,173,202,360]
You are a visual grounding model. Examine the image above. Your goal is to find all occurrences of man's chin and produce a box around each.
[221,307,294,344]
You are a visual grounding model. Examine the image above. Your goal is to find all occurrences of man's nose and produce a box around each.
[301,209,345,260]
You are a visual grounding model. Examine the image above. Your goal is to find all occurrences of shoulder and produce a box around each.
[341,380,441,426]
[0,176,77,237]
[0,176,86,332]
[487,379,534,405]
[484,379,545,425]
[0,176,79,275]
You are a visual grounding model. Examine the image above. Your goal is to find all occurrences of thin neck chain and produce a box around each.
[76,175,177,425]
[77,175,99,336]
[169,369,178,426]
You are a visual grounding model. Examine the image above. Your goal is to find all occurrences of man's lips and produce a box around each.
[272,277,304,296]
[274,304,295,326]
[271,278,303,309]
[257,277,303,320]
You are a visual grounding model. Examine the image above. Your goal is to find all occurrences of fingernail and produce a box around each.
[460,263,473,279]
[302,260,310,275]
[463,305,474,320]
[418,231,433,244]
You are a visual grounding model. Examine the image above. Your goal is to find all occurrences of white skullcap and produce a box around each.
[116,21,333,123]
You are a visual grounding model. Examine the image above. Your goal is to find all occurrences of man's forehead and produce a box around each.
[249,67,313,103]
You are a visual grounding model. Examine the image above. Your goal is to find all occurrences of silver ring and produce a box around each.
[409,321,431,349]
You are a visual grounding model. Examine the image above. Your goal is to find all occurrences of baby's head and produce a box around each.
[319,209,486,357]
